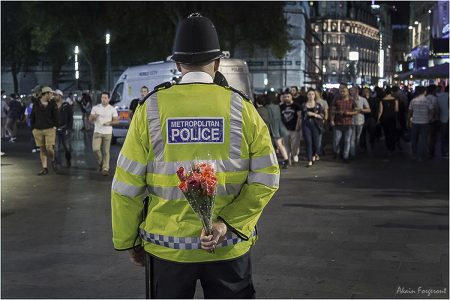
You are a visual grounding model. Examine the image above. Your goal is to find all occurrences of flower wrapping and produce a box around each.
[177,162,218,236]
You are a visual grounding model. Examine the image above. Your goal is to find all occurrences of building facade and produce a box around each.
[310,1,380,87]
[234,1,311,93]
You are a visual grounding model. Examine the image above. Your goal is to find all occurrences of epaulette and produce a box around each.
[139,81,173,105]
[223,85,252,102]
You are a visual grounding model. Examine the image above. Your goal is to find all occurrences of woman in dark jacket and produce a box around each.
[377,86,399,156]
[301,89,325,167]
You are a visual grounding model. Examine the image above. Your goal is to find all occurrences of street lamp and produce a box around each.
[74,45,80,88]
[106,33,111,92]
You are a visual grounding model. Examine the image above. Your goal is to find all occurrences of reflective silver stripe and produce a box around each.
[250,152,278,171]
[229,92,243,159]
[216,183,243,196]
[147,158,249,175]
[148,183,243,200]
[247,172,280,188]
[148,185,184,200]
[146,94,164,161]
[112,178,148,198]
[140,228,256,250]
[117,153,146,176]
[174,49,221,55]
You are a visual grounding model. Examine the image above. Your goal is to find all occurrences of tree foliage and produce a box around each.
[1,1,290,90]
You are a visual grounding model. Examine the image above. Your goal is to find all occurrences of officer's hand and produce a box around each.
[200,221,227,251]
[127,246,145,267]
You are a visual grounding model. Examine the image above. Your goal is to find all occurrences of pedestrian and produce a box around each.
[65,92,74,106]
[255,94,270,126]
[426,85,439,157]
[1,90,9,140]
[111,13,279,299]
[24,99,39,153]
[330,84,357,162]
[280,89,301,164]
[392,85,408,143]
[315,89,329,156]
[30,86,58,175]
[89,91,118,176]
[78,91,92,131]
[54,89,74,167]
[301,89,324,167]
[266,91,290,168]
[377,86,399,156]
[362,87,380,152]
[290,85,306,106]
[435,85,448,158]
[5,93,22,143]
[129,86,149,121]
[349,86,370,158]
[408,86,433,161]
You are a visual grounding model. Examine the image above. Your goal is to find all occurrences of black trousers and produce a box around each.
[150,252,255,299]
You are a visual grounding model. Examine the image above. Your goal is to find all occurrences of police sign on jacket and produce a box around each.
[167,117,224,144]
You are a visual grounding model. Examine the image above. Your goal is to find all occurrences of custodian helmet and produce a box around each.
[171,13,224,65]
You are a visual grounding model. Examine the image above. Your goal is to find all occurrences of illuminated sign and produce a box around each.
[349,51,359,61]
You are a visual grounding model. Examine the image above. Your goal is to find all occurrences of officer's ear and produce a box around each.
[176,63,182,72]
[213,59,220,72]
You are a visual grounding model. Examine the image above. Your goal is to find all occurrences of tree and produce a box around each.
[3,2,291,91]
[1,2,39,94]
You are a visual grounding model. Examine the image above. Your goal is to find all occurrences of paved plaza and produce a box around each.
[1,124,448,298]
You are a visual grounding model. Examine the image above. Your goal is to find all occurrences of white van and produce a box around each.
[110,58,253,142]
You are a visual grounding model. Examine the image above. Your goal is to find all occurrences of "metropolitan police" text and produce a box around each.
[167,118,224,144]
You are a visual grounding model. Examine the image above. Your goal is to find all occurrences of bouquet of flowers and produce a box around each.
[177,161,218,237]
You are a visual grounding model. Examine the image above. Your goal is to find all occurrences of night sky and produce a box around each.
[378,1,410,25]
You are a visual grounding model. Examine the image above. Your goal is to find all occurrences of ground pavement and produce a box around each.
[1,124,448,299]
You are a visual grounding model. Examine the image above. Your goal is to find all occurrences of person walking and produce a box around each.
[280,89,301,164]
[330,84,357,162]
[436,85,449,158]
[89,92,118,176]
[266,91,290,168]
[111,13,279,299]
[255,94,270,126]
[426,85,439,157]
[24,99,39,153]
[377,87,399,156]
[301,89,324,167]
[54,89,74,167]
[315,89,329,156]
[78,91,92,131]
[5,94,22,143]
[408,86,433,161]
[129,86,149,121]
[350,86,370,158]
[360,87,378,152]
[1,90,9,140]
[30,86,58,175]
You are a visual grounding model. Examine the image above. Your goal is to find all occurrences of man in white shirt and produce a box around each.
[89,92,118,175]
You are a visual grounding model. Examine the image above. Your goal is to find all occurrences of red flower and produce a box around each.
[178,181,188,193]
[176,167,186,181]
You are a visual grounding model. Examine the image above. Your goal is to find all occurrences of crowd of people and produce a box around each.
[1,87,119,176]
[254,83,449,168]
[1,81,449,172]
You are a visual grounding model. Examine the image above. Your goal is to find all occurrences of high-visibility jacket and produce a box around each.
[111,83,280,263]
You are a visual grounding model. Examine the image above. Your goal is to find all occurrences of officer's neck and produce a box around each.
[181,69,215,79]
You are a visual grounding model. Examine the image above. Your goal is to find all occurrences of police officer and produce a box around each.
[111,13,280,298]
